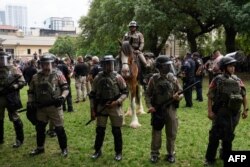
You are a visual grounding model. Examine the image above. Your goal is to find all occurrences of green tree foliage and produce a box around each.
[78,0,250,57]
[49,36,77,57]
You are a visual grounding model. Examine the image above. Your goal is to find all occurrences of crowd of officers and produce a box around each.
[0,21,248,166]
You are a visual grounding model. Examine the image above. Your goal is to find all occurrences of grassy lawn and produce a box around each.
[0,75,249,167]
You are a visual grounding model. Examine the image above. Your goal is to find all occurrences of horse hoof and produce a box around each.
[137,110,146,115]
[130,123,141,129]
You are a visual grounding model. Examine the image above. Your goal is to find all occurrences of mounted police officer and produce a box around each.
[27,53,69,157]
[123,20,149,68]
[204,56,248,166]
[89,55,128,161]
[145,55,183,163]
[0,50,25,148]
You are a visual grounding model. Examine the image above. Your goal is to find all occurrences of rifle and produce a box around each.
[148,80,201,113]
[85,101,111,126]
[0,75,21,95]
[17,98,63,113]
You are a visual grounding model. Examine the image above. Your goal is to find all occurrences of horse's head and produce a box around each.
[119,41,135,78]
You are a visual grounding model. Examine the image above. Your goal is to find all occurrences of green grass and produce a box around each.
[0,75,250,167]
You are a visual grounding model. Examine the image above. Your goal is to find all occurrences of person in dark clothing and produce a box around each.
[181,53,195,107]
[73,56,90,102]
[192,52,204,102]
[88,56,102,85]
[204,56,248,166]
[57,59,74,112]
[23,59,38,86]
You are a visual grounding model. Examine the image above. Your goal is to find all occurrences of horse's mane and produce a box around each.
[121,41,133,56]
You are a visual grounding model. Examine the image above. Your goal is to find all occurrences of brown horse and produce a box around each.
[119,41,145,128]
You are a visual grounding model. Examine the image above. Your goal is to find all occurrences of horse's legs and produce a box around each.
[136,85,145,115]
[129,84,141,128]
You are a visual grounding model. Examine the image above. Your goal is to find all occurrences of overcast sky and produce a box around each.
[0,0,90,27]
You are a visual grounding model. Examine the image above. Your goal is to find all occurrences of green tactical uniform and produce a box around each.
[145,73,182,160]
[90,55,128,161]
[28,53,69,157]
[0,50,25,148]
[205,74,246,162]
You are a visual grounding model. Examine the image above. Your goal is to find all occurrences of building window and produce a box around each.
[38,49,42,54]
[27,49,31,54]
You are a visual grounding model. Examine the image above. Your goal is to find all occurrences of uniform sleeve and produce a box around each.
[27,75,36,102]
[56,71,69,92]
[138,32,144,51]
[145,76,154,108]
[207,79,217,99]
[13,66,26,89]
[116,74,128,104]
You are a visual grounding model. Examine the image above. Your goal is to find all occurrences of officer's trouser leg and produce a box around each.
[151,129,162,156]
[165,109,178,155]
[0,120,3,143]
[36,121,47,148]
[94,126,106,151]
[67,88,73,111]
[112,126,122,154]
[138,52,148,67]
[205,130,220,162]
[75,78,82,101]
[55,126,67,150]
[13,119,24,143]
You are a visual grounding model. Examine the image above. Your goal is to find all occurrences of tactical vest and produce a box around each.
[0,66,15,89]
[95,72,120,102]
[34,70,61,102]
[125,32,140,49]
[216,75,243,112]
[151,74,174,106]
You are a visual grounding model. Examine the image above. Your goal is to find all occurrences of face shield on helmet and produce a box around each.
[0,53,10,67]
[40,53,55,73]
[102,61,114,73]
[159,61,176,75]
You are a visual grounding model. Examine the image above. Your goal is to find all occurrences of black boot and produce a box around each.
[112,126,122,161]
[0,120,4,144]
[92,126,105,159]
[55,126,68,157]
[13,119,24,148]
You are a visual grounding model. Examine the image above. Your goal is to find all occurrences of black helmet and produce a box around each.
[128,21,138,27]
[101,55,115,73]
[155,55,171,69]
[101,55,115,62]
[219,56,237,70]
[40,53,55,63]
[85,54,92,61]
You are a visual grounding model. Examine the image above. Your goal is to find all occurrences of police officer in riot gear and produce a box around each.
[28,53,69,157]
[123,21,149,68]
[0,50,25,148]
[204,56,248,166]
[89,55,128,161]
[145,55,183,163]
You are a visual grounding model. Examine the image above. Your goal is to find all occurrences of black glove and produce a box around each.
[54,96,65,107]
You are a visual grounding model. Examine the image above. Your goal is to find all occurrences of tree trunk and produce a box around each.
[224,25,237,53]
[187,33,197,53]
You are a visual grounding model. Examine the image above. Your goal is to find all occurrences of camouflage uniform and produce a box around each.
[0,54,25,147]
[123,21,148,67]
[90,55,128,161]
[205,56,248,165]
[145,55,182,163]
[205,74,246,163]
[28,54,69,157]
